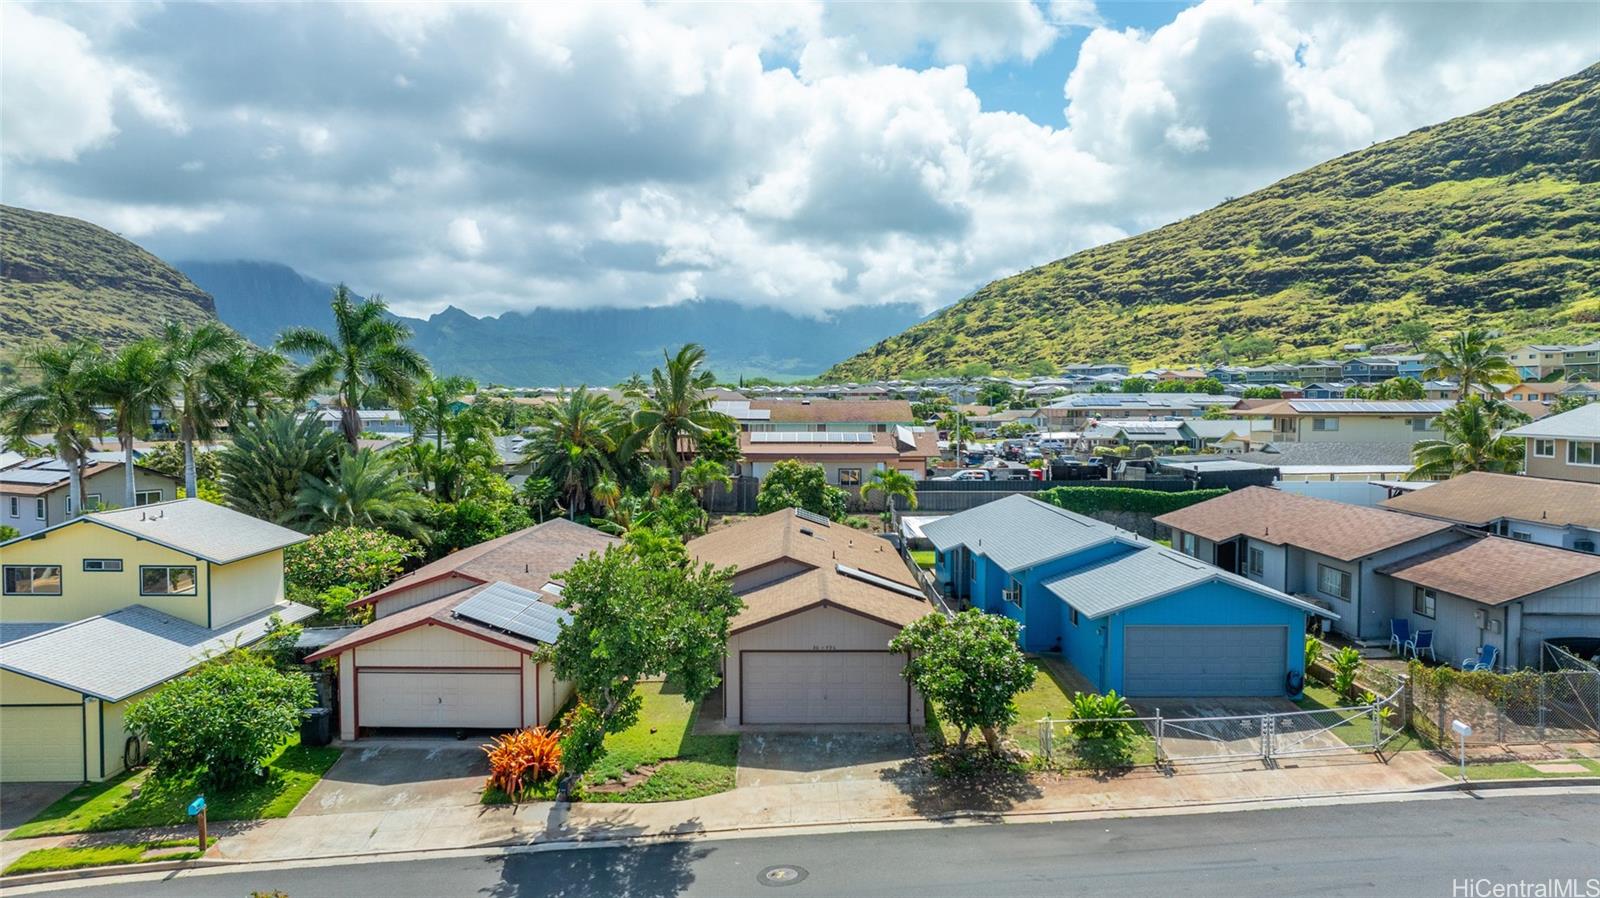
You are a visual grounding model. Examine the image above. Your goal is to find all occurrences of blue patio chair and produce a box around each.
[1405,629,1435,661]
[1462,644,1498,671]
[1389,619,1410,655]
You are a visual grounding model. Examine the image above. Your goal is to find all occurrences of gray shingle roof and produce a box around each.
[1041,546,1335,620]
[0,602,315,701]
[1504,402,1600,441]
[920,495,1129,572]
[85,499,308,563]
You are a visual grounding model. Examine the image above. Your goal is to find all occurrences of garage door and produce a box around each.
[1,706,83,782]
[742,652,908,724]
[358,670,520,729]
[1123,626,1286,697]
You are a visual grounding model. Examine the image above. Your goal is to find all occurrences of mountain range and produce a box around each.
[826,63,1600,379]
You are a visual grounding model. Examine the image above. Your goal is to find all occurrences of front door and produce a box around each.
[1215,538,1240,574]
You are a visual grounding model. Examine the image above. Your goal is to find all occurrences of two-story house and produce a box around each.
[0,500,313,782]
[1505,345,1569,380]
[1240,399,1453,444]
[1296,361,1346,383]
[1,457,183,537]
[1505,402,1600,484]
[1340,357,1400,383]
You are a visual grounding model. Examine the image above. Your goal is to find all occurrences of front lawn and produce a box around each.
[908,550,936,569]
[1440,757,1600,782]
[582,681,738,803]
[3,839,201,876]
[1294,683,1420,752]
[7,738,341,840]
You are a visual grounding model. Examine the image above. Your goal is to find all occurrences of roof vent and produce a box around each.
[799,527,815,537]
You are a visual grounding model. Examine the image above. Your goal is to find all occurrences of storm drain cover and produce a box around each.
[759,865,808,887]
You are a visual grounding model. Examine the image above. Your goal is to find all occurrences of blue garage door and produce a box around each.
[1123,625,1285,697]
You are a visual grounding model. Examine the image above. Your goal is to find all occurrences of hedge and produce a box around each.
[1036,487,1229,516]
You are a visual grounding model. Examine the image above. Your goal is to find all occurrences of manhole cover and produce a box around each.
[759,865,808,887]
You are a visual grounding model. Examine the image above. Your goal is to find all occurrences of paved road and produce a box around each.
[15,793,1599,898]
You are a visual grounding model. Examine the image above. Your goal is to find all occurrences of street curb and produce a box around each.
[7,780,1598,887]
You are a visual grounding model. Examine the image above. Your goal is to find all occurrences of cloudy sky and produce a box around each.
[4,1,1596,320]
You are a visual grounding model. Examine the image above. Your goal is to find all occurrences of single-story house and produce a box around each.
[686,508,933,726]
[0,499,312,782]
[737,427,940,488]
[925,495,1334,698]
[2,456,182,537]
[1379,471,1600,554]
[308,519,618,739]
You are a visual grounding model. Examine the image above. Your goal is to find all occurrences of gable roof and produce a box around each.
[747,399,915,423]
[0,602,315,701]
[1505,402,1600,441]
[921,495,1128,572]
[352,518,619,608]
[0,459,180,497]
[307,580,569,661]
[0,499,308,563]
[1376,535,1600,605]
[1154,487,1453,561]
[1379,471,1600,530]
[1041,544,1332,620]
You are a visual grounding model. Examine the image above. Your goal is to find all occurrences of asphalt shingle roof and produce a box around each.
[921,495,1130,572]
[1379,471,1600,530]
[1154,487,1453,561]
[1376,535,1600,605]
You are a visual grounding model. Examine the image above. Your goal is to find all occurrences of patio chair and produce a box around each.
[1389,619,1410,655]
[1462,644,1498,671]
[1405,629,1435,661]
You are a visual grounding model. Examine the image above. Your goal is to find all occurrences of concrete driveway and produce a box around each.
[0,782,73,838]
[736,730,920,788]
[292,742,490,816]
[1130,697,1358,762]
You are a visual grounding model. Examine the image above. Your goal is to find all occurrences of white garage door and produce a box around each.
[1,706,83,782]
[1123,626,1286,697]
[358,670,520,729]
[742,652,908,724]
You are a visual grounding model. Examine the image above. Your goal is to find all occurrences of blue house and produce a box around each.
[923,496,1333,698]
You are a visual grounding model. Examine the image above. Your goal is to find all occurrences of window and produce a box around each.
[1410,417,1433,432]
[1179,532,1196,557]
[837,468,862,487]
[140,565,197,596]
[134,489,163,506]
[1247,546,1264,576]
[83,558,124,572]
[6,497,16,518]
[1569,441,1598,466]
[1070,607,1080,627]
[80,493,102,512]
[1413,586,1436,618]
[1510,531,1533,542]
[1003,576,1022,607]
[1533,439,1556,458]
[1312,417,1339,432]
[1317,564,1351,600]
[35,498,46,520]
[3,565,62,595]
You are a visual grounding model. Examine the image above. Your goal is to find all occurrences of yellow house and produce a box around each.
[0,499,313,783]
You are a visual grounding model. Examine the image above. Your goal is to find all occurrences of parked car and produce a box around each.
[933,468,992,481]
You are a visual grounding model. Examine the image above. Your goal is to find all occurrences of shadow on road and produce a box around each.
[481,840,712,898]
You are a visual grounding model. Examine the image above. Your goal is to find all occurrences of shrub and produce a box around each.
[483,727,562,801]
[125,653,315,789]
[430,498,533,557]
[1065,691,1138,769]
[1331,646,1363,699]
[0,524,17,541]
[1037,486,1228,517]
[1304,638,1325,683]
[890,610,1035,754]
[284,526,419,595]
[754,459,847,521]
[254,614,303,669]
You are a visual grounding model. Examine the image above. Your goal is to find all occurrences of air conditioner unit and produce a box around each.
[1002,587,1022,606]
[1473,609,1488,629]
[1487,618,1503,635]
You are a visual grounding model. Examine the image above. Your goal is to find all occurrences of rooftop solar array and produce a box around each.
[835,563,925,600]
[794,508,833,527]
[453,581,571,645]
[749,431,876,444]
[1288,400,1452,414]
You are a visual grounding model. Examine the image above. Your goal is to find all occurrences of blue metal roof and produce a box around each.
[920,495,1128,573]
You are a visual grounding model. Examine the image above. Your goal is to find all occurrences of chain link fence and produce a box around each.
[1408,644,1600,747]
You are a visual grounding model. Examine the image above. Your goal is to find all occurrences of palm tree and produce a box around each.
[523,387,625,518]
[1423,327,1520,397]
[297,448,429,538]
[1405,396,1528,480]
[629,344,731,486]
[0,342,104,515]
[405,374,477,451]
[860,468,918,511]
[219,411,343,525]
[591,476,621,516]
[277,285,430,448]
[679,457,733,528]
[92,340,167,506]
[158,322,241,498]
[215,345,290,422]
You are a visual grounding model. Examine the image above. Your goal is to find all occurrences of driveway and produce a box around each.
[292,742,490,816]
[0,782,73,838]
[736,730,920,788]
[1130,697,1358,761]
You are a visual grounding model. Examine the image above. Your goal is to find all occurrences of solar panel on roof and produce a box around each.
[794,508,832,527]
[749,431,876,444]
[453,581,571,644]
[835,563,924,600]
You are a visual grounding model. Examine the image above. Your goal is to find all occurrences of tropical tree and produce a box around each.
[1422,327,1520,397]
[297,448,430,538]
[158,321,242,498]
[92,340,168,506]
[523,387,631,518]
[591,475,622,516]
[1405,396,1529,481]
[0,342,104,515]
[405,374,478,451]
[890,610,1035,754]
[277,285,430,448]
[754,459,847,521]
[1392,319,1433,352]
[629,344,731,486]
[219,411,343,525]
[860,468,918,513]
[214,345,290,421]
[679,457,733,528]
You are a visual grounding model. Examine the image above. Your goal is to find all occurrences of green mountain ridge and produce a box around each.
[826,63,1600,379]
[0,205,218,346]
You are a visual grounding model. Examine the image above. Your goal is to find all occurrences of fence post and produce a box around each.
[1260,715,1273,763]
[1155,709,1164,766]
[1040,714,1053,761]
[1371,700,1381,750]
[1436,683,1447,746]
[1537,675,1547,742]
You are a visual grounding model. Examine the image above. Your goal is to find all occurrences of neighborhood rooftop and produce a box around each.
[1153,486,1454,561]
[309,580,570,661]
[17,498,311,564]
[921,494,1126,572]
[1504,401,1600,440]
[1040,544,1332,620]
[1379,471,1600,530]
[1376,535,1600,605]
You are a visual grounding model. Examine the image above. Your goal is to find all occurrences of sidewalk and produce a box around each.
[1,750,1460,872]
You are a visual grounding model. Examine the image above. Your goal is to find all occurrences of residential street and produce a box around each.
[14,792,1598,898]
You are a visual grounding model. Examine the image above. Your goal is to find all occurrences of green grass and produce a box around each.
[909,550,936,569]
[1440,757,1600,782]
[6,738,341,840]
[3,839,200,876]
[1294,683,1420,753]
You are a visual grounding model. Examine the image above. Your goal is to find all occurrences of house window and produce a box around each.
[1003,576,1022,607]
[1179,532,1196,556]
[1247,546,1264,576]
[1070,607,1080,627]
[80,493,102,512]
[1317,564,1351,600]
[1510,531,1533,542]
[140,565,198,596]
[3,565,62,595]
[1312,418,1339,432]
[6,497,16,518]
[1410,417,1433,432]
[135,489,163,506]
[83,558,123,572]
[1533,439,1556,458]
[1413,586,1436,619]
[35,498,46,520]
[837,468,862,487]
[1569,441,1598,466]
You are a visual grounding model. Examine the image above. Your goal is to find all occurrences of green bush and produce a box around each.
[1037,486,1228,517]
[125,654,315,789]
[1065,691,1138,769]
[284,526,420,594]
[1304,638,1325,683]
[754,459,847,521]
[1331,646,1363,699]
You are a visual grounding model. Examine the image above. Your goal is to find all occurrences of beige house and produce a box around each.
[738,428,940,488]
[0,500,312,782]
[1,457,182,537]
[308,519,617,740]
[1505,403,1600,485]
[1240,399,1453,444]
[687,509,932,726]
